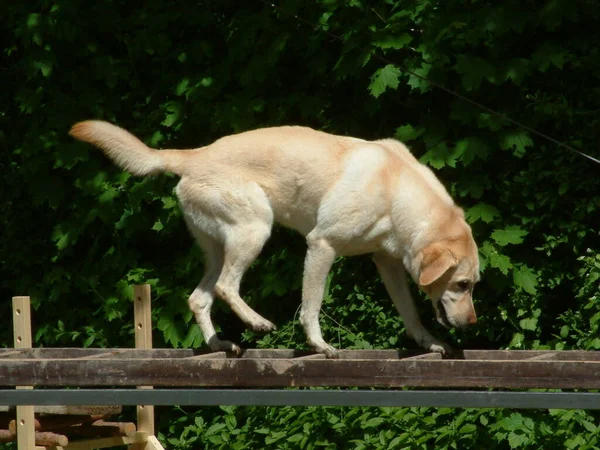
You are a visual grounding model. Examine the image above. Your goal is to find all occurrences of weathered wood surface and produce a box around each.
[0,406,122,415]
[0,349,599,389]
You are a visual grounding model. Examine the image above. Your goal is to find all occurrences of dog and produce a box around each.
[70,121,479,357]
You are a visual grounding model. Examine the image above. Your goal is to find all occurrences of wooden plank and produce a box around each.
[0,429,15,443]
[294,354,326,360]
[0,350,25,358]
[1,357,600,389]
[145,435,166,450]
[0,406,121,415]
[13,296,35,450]
[187,351,227,359]
[456,350,600,361]
[0,348,197,359]
[133,284,154,450]
[34,431,69,447]
[1,347,600,361]
[75,351,126,360]
[400,353,442,360]
[524,352,559,361]
[34,431,148,450]
[9,415,108,434]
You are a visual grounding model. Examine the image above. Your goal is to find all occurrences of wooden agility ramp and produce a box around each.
[2,284,600,447]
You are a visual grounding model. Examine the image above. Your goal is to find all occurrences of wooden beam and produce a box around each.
[133,284,154,450]
[1,347,598,361]
[1,356,600,389]
[145,435,165,450]
[13,296,35,450]
[0,405,122,415]
[400,353,442,360]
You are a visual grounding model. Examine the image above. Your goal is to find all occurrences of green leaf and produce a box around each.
[182,324,203,348]
[175,78,190,96]
[513,265,538,295]
[288,433,305,443]
[152,220,164,232]
[453,136,490,164]
[508,431,530,449]
[373,33,412,49]
[480,241,513,275]
[519,317,538,331]
[503,58,530,85]
[407,64,432,92]
[532,44,566,71]
[491,226,528,246]
[368,64,401,98]
[459,424,477,434]
[205,423,226,436]
[466,203,500,224]
[499,130,534,157]
[395,124,424,142]
[454,55,496,90]
[362,417,385,428]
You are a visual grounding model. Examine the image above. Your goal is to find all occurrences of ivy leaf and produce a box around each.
[513,265,538,295]
[465,203,500,224]
[368,64,401,98]
[491,226,528,246]
[373,33,412,49]
[499,130,534,157]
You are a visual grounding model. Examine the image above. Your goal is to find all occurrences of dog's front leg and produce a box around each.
[300,235,338,358]
[373,253,453,355]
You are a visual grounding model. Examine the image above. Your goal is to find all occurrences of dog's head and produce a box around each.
[418,228,479,329]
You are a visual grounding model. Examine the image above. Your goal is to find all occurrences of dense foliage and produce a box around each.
[2,0,600,448]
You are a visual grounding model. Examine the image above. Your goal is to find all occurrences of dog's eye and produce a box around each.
[456,281,470,292]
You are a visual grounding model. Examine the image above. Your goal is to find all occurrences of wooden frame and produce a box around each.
[5,286,165,450]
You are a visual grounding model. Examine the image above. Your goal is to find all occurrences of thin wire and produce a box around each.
[259,0,600,165]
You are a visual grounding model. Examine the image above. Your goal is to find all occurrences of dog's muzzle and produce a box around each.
[436,301,452,329]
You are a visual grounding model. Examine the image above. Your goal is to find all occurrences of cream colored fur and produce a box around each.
[70,121,480,357]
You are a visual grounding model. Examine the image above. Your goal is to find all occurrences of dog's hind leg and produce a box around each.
[186,231,243,354]
[179,179,276,350]
[214,220,276,334]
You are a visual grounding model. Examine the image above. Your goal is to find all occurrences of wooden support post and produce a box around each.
[133,284,155,450]
[13,296,35,450]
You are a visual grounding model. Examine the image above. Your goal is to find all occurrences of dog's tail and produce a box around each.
[69,120,188,176]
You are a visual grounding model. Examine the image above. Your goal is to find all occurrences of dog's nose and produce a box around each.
[467,311,477,325]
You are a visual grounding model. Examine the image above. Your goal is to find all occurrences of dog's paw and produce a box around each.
[249,318,277,333]
[312,342,339,359]
[429,341,454,356]
[208,337,242,356]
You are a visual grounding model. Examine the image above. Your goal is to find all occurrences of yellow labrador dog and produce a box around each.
[70,121,479,357]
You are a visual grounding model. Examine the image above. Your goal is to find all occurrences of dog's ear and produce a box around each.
[419,244,458,286]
